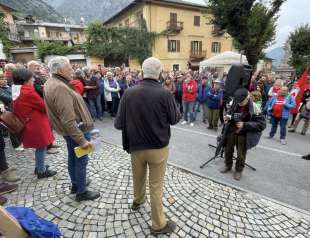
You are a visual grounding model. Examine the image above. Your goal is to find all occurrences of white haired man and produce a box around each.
[44,56,100,202]
[115,57,181,235]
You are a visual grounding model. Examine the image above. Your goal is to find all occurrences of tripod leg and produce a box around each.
[245,163,257,171]
[200,155,218,169]
[232,156,257,171]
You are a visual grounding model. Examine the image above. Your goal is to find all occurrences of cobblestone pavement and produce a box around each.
[3,139,310,238]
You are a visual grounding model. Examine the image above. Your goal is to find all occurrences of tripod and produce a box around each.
[200,144,256,171]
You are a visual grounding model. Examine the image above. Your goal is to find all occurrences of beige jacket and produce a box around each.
[44,74,94,145]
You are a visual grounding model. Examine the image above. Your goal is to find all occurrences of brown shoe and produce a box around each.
[1,168,20,182]
[0,183,18,195]
[234,171,242,181]
[151,220,176,235]
[220,167,231,173]
[0,195,7,205]
[131,201,145,211]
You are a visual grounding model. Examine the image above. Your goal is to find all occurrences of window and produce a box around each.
[191,41,202,54]
[168,40,180,52]
[194,16,200,26]
[24,30,30,38]
[173,64,179,71]
[211,42,221,53]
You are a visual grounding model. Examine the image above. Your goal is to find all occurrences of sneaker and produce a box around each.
[76,190,100,202]
[0,195,7,205]
[71,178,91,194]
[47,148,59,154]
[280,139,287,145]
[151,220,177,235]
[37,169,57,179]
[131,201,144,211]
[190,123,194,127]
[1,168,20,182]
[234,171,242,181]
[0,183,18,195]
[181,121,188,125]
[15,145,24,152]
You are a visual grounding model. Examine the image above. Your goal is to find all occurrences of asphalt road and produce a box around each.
[94,114,310,212]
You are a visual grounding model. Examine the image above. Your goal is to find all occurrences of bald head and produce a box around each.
[142,57,162,80]
[280,86,289,96]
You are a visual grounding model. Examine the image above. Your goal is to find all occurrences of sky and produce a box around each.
[189,0,310,51]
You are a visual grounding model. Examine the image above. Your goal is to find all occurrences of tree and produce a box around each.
[35,41,85,61]
[206,0,286,68]
[0,11,12,57]
[85,19,158,64]
[288,24,310,75]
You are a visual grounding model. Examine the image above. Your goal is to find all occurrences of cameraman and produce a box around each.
[221,88,266,180]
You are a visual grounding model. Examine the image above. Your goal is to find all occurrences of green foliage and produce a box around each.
[288,24,310,75]
[207,0,286,68]
[85,19,158,64]
[36,41,84,60]
[0,11,13,57]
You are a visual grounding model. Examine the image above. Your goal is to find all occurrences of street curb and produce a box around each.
[101,139,310,221]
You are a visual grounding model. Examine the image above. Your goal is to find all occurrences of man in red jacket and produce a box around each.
[181,73,197,127]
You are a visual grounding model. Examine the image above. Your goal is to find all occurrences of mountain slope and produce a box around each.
[266,47,284,67]
[44,0,131,23]
[0,0,65,23]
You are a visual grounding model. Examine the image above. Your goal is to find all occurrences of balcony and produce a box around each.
[190,50,206,59]
[166,21,183,33]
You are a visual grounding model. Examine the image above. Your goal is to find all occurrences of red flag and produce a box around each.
[291,66,310,114]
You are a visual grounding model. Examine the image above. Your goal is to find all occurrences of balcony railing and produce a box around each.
[166,21,183,32]
[190,50,206,59]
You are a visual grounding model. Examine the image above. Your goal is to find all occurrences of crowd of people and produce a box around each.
[0,56,309,235]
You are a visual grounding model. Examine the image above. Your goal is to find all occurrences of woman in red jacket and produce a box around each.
[181,73,197,127]
[12,68,56,179]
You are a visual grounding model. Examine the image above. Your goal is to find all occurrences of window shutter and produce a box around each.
[199,41,202,52]
[168,40,171,52]
[177,40,180,52]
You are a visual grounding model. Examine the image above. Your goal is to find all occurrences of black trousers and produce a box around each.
[107,97,120,116]
[0,133,8,173]
[224,134,247,172]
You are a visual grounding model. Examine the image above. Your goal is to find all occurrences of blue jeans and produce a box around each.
[89,95,102,119]
[270,117,288,139]
[35,148,47,173]
[63,133,91,194]
[183,101,195,123]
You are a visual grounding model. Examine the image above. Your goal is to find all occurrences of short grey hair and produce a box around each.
[48,56,70,74]
[142,57,162,80]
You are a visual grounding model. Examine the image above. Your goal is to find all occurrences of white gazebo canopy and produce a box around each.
[199,51,248,74]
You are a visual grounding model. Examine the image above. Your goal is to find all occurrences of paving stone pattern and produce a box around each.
[4,140,310,238]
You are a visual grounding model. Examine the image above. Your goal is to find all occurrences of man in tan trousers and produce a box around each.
[115,57,181,235]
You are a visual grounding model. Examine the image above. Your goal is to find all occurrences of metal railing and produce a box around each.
[166,21,184,32]
[190,50,206,59]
